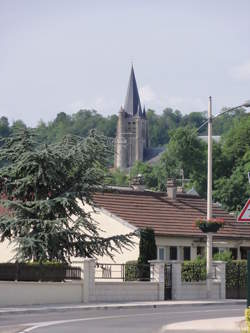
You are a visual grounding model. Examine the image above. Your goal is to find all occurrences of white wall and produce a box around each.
[180,281,221,300]
[83,203,139,264]
[95,281,159,302]
[0,281,83,306]
[0,240,14,262]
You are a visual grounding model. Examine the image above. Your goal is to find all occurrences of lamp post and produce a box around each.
[205,97,250,299]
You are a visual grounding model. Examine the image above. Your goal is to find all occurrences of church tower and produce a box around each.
[114,66,148,170]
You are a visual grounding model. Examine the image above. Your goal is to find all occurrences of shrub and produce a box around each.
[125,261,138,281]
[181,260,206,282]
[226,260,247,289]
[213,250,232,262]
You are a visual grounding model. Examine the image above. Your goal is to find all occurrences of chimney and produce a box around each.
[177,186,185,193]
[167,178,177,200]
[131,174,146,191]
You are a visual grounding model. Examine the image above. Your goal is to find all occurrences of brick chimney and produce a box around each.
[167,178,177,200]
[131,174,146,191]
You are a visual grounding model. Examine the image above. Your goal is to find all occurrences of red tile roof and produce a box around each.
[93,189,250,240]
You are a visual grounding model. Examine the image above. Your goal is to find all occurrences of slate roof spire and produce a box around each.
[124,65,142,116]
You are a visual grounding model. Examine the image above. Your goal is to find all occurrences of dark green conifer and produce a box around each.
[0,129,133,262]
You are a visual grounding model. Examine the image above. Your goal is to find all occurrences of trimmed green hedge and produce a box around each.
[226,260,247,289]
[181,261,206,282]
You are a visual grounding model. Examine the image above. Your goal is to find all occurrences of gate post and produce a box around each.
[149,260,165,300]
[213,261,226,299]
[171,261,182,300]
[83,258,96,303]
[247,251,250,307]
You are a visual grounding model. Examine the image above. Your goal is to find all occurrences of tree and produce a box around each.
[0,129,133,262]
[160,126,206,181]
[137,228,157,280]
[138,228,157,264]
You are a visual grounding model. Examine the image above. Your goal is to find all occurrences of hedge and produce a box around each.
[181,261,206,282]
[226,260,247,289]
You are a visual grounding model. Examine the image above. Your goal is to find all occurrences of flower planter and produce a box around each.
[195,218,224,233]
[198,222,223,233]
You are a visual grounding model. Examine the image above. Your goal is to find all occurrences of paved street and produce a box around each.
[0,304,245,333]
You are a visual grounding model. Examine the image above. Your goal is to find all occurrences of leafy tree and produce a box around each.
[106,168,129,186]
[0,129,133,262]
[213,152,250,212]
[160,126,206,181]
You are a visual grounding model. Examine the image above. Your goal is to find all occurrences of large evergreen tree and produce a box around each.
[0,129,133,262]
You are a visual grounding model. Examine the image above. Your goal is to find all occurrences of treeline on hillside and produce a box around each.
[109,114,250,214]
[0,106,247,146]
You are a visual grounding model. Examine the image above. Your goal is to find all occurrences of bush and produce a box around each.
[124,260,151,281]
[213,250,232,262]
[125,261,138,281]
[181,260,206,282]
[0,262,69,282]
[226,260,247,289]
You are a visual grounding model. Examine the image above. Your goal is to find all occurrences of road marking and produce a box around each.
[17,307,243,332]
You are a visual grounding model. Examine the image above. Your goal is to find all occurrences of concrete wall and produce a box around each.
[95,281,159,302]
[0,281,83,306]
[180,281,221,300]
[170,261,225,300]
[0,240,14,262]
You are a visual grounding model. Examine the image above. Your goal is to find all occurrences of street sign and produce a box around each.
[238,199,250,222]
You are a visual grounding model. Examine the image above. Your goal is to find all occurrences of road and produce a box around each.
[0,304,245,333]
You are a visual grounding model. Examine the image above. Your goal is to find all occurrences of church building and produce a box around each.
[114,66,149,170]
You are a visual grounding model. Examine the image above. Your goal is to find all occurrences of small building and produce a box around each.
[1,180,250,264]
[90,181,250,263]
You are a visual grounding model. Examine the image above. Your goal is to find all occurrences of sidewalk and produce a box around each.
[0,299,246,316]
[162,316,244,332]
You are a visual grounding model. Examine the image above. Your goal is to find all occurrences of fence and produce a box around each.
[95,262,152,281]
[0,263,81,282]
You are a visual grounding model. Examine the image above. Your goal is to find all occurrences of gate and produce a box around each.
[226,261,247,299]
[164,264,172,300]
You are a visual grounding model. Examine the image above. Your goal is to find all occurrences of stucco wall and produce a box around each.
[180,281,221,300]
[83,203,139,264]
[95,281,159,302]
[0,241,14,262]
[0,281,83,306]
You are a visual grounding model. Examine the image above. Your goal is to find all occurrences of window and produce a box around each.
[230,248,237,260]
[170,246,177,260]
[197,246,205,257]
[183,247,191,261]
[212,247,219,256]
[158,247,165,260]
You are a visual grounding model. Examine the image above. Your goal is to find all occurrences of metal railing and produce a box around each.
[95,262,152,281]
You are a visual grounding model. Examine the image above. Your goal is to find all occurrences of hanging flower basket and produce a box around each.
[195,217,224,233]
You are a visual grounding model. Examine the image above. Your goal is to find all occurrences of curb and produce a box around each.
[0,300,246,316]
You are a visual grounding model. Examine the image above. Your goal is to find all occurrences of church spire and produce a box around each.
[124,65,142,116]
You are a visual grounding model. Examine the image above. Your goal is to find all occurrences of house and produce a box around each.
[89,179,250,263]
[1,178,250,264]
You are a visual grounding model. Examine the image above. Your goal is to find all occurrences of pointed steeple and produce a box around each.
[124,66,142,116]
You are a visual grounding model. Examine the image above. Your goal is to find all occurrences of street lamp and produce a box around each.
[205,97,250,298]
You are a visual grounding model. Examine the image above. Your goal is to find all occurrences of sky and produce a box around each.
[1,0,250,126]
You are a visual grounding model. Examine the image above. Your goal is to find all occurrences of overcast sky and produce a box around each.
[1,0,250,126]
